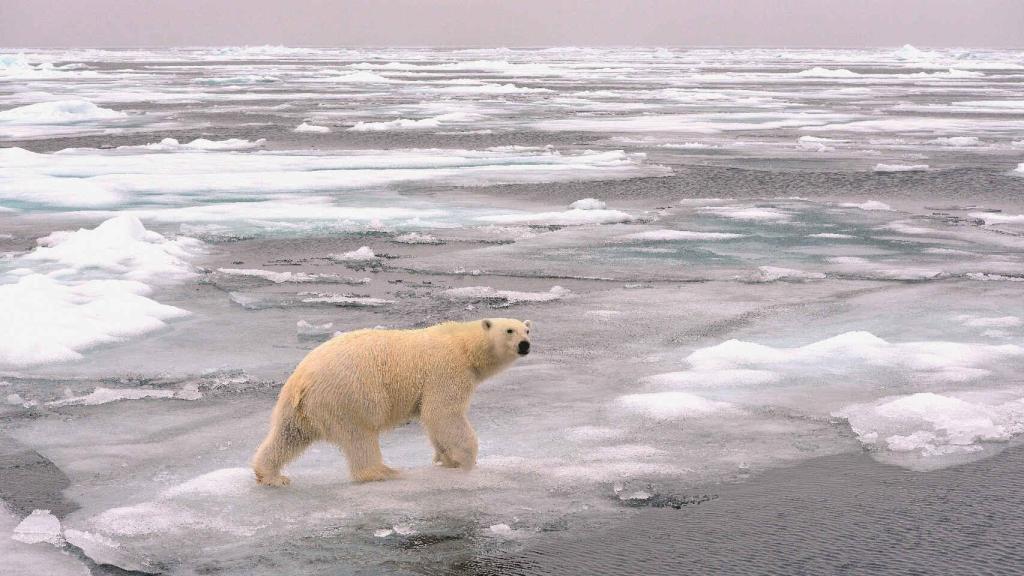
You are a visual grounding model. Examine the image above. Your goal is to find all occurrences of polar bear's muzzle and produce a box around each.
[518,341,531,356]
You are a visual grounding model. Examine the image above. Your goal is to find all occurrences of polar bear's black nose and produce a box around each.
[518,341,530,355]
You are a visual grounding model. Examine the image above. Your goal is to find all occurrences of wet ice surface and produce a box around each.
[2,46,1024,574]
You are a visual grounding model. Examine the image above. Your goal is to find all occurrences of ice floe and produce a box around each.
[443,285,571,306]
[617,392,740,419]
[293,122,331,133]
[874,163,929,173]
[836,392,1024,464]
[0,216,200,367]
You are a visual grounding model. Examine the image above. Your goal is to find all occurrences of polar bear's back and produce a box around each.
[281,324,474,430]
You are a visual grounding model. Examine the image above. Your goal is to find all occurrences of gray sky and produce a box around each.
[1,0,1022,48]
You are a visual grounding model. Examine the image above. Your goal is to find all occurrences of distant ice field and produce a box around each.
[2,45,1024,575]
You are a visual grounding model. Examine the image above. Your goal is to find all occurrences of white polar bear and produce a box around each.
[251,318,531,485]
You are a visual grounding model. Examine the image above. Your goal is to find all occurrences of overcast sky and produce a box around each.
[1,0,1021,48]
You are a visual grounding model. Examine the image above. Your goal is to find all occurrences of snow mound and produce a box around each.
[686,331,1023,378]
[967,212,1024,225]
[874,163,929,173]
[0,216,200,367]
[836,392,1024,461]
[0,99,125,125]
[294,122,330,133]
[23,214,201,283]
[12,510,64,546]
[332,246,377,261]
[617,392,739,419]
[133,137,266,151]
[569,198,607,210]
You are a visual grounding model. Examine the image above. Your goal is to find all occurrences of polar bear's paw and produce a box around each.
[254,471,291,487]
[353,465,401,483]
[433,450,460,468]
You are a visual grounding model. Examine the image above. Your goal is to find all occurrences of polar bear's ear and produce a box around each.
[482,319,492,330]
[524,320,532,328]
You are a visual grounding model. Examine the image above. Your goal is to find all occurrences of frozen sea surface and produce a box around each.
[1,45,1024,574]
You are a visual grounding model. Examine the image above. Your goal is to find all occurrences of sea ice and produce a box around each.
[332,246,377,261]
[12,510,64,546]
[443,285,571,306]
[0,99,125,124]
[294,122,330,133]
[874,163,929,173]
[840,200,893,211]
[621,230,745,241]
[616,392,740,420]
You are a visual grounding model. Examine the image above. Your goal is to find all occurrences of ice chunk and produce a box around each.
[443,285,571,306]
[216,268,367,284]
[332,246,377,261]
[0,99,125,125]
[698,206,790,221]
[330,71,392,83]
[488,523,515,537]
[393,232,442,244]
[64,529,151,573]
[955,315,1022,328]
[968,212,1024,225]
[296,320,335,338]
[808,232,855,239]
[686,332,1023,378]
[349,112,481,131]
[129,137,266,151]
[835,392,1024,459]
[617,392,739,419]
[874,164,929,173]
[12,510,64,546]
[840,200,893,211]
[294,122,330,133]
[930,136,980,147]
[47,386,200,407]
[23,215,201,283]
[622,229,744,242]
[569,198,607,210]
[477,208,633,226]
[0,275,190,367]
[795,67,860,78]
[298,293,392,307]
[749,266,826,282]
[0,216,199,367]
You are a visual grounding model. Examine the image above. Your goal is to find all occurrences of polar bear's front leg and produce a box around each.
[422,407,478,471]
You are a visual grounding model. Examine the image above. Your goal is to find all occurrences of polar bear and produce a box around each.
[251,318,532,486]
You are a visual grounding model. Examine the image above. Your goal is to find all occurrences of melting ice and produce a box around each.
[2,45,1024,574]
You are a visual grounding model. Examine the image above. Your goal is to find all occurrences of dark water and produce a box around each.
[464,448,1024,576]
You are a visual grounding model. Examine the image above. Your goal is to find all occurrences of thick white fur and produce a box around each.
[251,318,531,485]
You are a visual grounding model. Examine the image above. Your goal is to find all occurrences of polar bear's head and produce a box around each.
[482,318,532,361]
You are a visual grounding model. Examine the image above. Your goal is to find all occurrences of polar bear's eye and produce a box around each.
[506,328,514,334]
